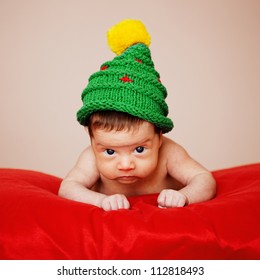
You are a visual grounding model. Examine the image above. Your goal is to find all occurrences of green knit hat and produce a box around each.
[77,19,174,133]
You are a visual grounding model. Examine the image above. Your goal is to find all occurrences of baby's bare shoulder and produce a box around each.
[64,146,99,184]
[161,136,185,155]
[76,146,99,172]
[161,136,209,182]
[160,136,194,169]
[79,145,95,161]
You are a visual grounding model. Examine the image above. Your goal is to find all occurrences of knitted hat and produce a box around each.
[77,19,174,133]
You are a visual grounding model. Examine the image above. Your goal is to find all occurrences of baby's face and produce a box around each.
[91,122,162,185]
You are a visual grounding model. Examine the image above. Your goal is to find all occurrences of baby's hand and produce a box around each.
[157,189,187,208]
[101,194,130,211]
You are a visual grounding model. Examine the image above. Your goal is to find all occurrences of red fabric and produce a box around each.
[0,164,259,260]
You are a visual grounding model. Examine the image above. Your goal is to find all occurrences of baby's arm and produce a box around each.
[58,147,130,211]
[158,139,216,208]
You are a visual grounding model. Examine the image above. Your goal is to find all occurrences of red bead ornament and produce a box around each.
[135,58,143,63]
[120,75,133,83]
[101,65,108,70]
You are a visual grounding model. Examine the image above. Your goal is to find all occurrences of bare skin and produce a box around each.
[59,122,216,211]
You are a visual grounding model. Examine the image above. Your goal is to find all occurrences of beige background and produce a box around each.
[1,0,259,178]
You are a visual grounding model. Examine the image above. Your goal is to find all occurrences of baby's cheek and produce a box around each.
[137,160,157,176]
[97,162,114,176]
[99,163,117,180]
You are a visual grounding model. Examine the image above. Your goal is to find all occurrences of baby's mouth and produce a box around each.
[117,176,139,183]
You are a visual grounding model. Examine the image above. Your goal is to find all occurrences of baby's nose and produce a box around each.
[118,156,135,171]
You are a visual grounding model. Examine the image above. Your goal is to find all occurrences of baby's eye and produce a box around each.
[104,149,115,155]
[135,146,145,153]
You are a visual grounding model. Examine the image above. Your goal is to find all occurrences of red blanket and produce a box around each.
[0,164,259,259]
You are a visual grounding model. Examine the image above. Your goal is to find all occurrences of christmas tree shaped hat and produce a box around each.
[77,19,174,133]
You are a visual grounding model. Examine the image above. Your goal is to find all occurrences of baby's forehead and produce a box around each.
[93,118,155,133]
[92,123,156,146]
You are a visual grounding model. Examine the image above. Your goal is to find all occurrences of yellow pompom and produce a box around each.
[107,19,151,55]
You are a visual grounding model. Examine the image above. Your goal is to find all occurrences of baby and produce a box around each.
[58,19,216,211]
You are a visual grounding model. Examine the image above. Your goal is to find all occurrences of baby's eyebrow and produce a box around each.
[96,138,152,149]
[135,138,152,146]
[95,142,110,148]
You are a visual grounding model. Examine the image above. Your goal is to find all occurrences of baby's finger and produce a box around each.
[116,196,130,209]
[123,198,130,209]
[116,197,125,209]
[176,197,185,207]
[165,193,174,207]
[157,192,166,207]
[102,199,112,211]
[158,205,167,209]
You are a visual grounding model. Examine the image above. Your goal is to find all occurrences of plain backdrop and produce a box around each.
[1,0,259,178]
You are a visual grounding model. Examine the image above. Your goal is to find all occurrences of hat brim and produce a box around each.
[77,99,173,133]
